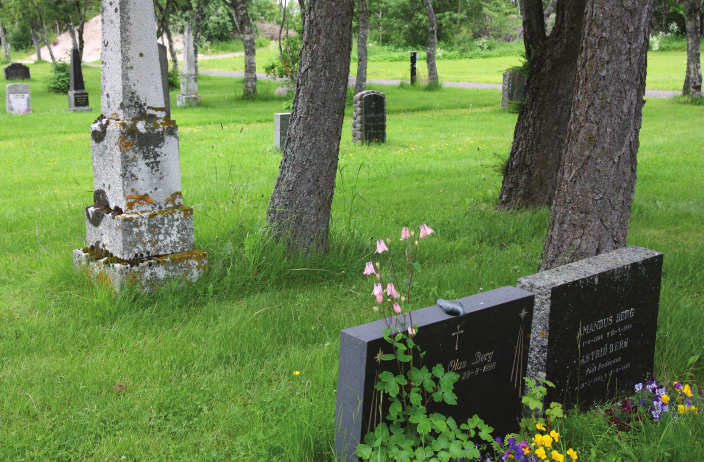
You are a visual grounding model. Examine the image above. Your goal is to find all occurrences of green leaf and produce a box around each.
[687,355,700,367]
[382,354,396,361]
[413,261,422,272]
[437,450,451,462]
[379,371,395,382]
[417,419,432,435]
[389,399,403,419]
[397,353,413,362]
[443,392,457,405]
[410,391,422,406]
[384,378,400,396]
[356,444,372,460]
[449,441,464,458]
[432,364,444,378]
[433,391,443,402]
[395,375,408,386]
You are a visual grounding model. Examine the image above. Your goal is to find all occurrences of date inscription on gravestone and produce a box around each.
[73,92,89,107]
[335,287,534,462]
[518,246,663,407]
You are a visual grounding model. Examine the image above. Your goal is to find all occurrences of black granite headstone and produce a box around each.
[69,47,85,91]
[4,63,30,81]
[500,70,526,110]
[158,43,171,118]
[518,246,663,408]
[410,51,418,85]
[362,93,385,143]
[335,287,534,462]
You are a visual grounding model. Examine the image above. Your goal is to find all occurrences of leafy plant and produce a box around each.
[167,68,179,91]
[45,62,70,94]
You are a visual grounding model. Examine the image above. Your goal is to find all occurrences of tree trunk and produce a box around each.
[422,0,438,84]
[266,0,354,254]
[29,0,56,64]
[497,0,586,210]
[193,0,202,75]
[224,0,257,98]
[682,1,703,97]
[355,0,369,93]
[540,0,654,271]
[156,0,179,71]
[30,21,42,61]
[0,19,11,61]
[66,15,78,50]
[74,0,89,60]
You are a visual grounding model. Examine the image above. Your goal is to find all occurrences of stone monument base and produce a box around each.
[177,94,201,107]
[66,107,93,112]
[68,90,92,112]
[73,247,208,292]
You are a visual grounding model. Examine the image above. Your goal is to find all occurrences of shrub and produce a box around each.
[46,62,70,94]
[167,68,179,91]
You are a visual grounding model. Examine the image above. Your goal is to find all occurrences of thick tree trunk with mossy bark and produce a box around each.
[224,0,257,98]
[0,19,10,61]
[355,0,369,93]
[540,0,653,271]
[266,0,353,255]
[681,0,703,97]
[497,0,586,210]
[422,0,438,84]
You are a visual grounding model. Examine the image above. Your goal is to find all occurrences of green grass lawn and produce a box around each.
[199,48,702,91]
[0,63,702,461]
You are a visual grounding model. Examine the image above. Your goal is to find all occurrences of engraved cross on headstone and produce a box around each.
[452,325,464,350]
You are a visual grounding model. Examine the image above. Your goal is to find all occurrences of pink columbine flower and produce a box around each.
[386,283,399,299]
[393,303,402,314]
[408,326,417,336]
[373,283,383,304]
[363,261,376,275]
[376,239,389,253]
[401,227,411,240]
[419,224,435,238]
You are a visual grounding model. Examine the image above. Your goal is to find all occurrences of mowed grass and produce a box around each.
[199,47,701,90]
[0,63,703,461]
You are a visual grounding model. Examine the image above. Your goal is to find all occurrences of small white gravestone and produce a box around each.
[274,112,291,150]
[177,24,200,107]
[6,83,31,114]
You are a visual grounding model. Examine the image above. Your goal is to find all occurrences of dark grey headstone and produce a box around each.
[410,51,418,85]
[4,63,30,81]
[335,287,534,462]
[274,113,291,150]
[352,91,386,144]
[158,43,171,118]
[69,47,85,92]
[518,246,663,408]
[500,70,526,110]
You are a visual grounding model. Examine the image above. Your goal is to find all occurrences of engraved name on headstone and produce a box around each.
[67,46,92,112]
[5,83,31,114]
[335,287,534,462]
[500,70,526,110]
[352,90,386,144]
[518,246,663,407]
[4,63,30,81]
[274,112,291,150]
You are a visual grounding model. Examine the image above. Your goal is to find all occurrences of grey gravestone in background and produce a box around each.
[410,51,418,85]
[177,23,201,107]
[352,90,386,144]
[73,0,207,291]
[158,43,171,118]
[6,83,31,114]
[500,70,526,110]
[274,113,291,150]
[4,63,30,81]
[67,47,92,112]
[518,246,662,407]
[335,287,534,462]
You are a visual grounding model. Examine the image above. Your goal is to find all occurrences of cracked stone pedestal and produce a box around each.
[74,0,206,291]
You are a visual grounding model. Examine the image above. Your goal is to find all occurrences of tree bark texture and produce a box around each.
[422,0,438,83]
[540,0,654,271]
[29,0,56,64]
[0,19,10,61]
[155,0,178,71]
[224,0,257,97]
[193,0,202,75]
[682,0,703,97]
[521,0,546,56]
[497,0,586,210]
[30,21,42,61]
[266,0,354,254]
[66,15,78,50]
[74,0,89,60]
[355,0,369,93]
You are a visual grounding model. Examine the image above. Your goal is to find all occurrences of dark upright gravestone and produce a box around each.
[518,246,663,408]
[158,43,171,118]
[352,90,386,144]
[274,112,291,150]
[67,47,92,112]
[335,287,534,462]
[410,51,418,85]
[4,63,30,81]
[500,70,526,110]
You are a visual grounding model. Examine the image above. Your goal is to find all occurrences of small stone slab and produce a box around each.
[352,90,386,144]
[6,83,31,114]
[335,287,534,462]
[74,248,208,292]
[274,113,291,150]
[177,23,200,107]
[176,93,201,107]
[518,246,663,407]
[501,70,526,110]
[4,63,30,81]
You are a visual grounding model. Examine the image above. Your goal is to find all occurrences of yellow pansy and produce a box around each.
[552,450,564,462]
[536,423,546,431]
[550,430,560,442]
[567,448,578,460]
[662,394,670,404]
[534,434,544,445]
[543,435,553,448]
[535,447,547,459]
[523,447,531,456]
[683,384,693,397]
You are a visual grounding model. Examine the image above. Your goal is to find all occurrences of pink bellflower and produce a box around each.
[419,224,435,238]
[386,283,399,299]
[393,303,402,314]
[376,239,389,253]
[373,283,384,304]
[363,261,376,275]
[401,227,411,240]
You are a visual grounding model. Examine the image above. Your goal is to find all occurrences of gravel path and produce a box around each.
[201,70,678,98]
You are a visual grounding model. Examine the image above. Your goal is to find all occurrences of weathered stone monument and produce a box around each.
[335,287,534,461]
[274,112,290,150]
[5,83,31,114]
[410,51,418,85]
[4,63,30,81]
[518,246,662,407]
[67,47,92,112]
[73,0,207,291]
[177,24,200,107]
[352,90,386,144]
[158,43,171,118]
[501,70,526,110]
